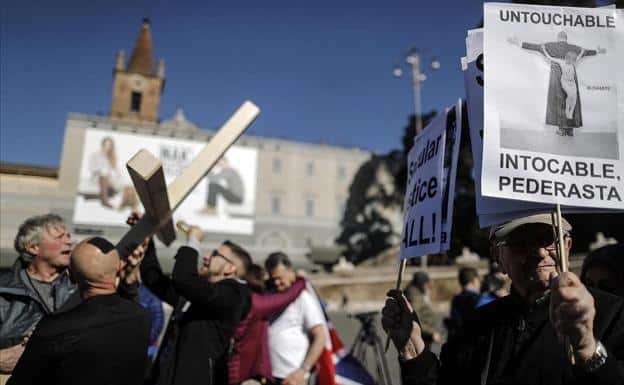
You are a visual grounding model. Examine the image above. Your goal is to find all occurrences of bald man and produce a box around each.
[7,237,151,385]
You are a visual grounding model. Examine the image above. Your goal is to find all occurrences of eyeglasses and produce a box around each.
[211,249,235,265]
[496,239,558,253]
[495,230,563,253]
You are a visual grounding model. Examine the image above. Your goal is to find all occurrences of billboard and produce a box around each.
[73,128,257,235]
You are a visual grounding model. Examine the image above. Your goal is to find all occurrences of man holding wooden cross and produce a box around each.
[383,214,624,385]
[117,102,260,385]
[137,216,252,385]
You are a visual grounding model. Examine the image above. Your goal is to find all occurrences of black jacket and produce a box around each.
[141,242,251,385]
[0,257,139,350]
[401,288,624,385]
[7,293,151,385]
[0,258,76,349]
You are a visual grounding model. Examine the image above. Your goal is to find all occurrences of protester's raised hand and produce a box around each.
[126,211,141,227]
[381,289,425,359]
[549,271,597,362]
[120,237,149,285]
[186,224,205,243]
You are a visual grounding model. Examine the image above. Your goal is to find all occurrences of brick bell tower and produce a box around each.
[110,18,165,125]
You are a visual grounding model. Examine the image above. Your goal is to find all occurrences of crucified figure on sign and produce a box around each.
[508,32,605,137]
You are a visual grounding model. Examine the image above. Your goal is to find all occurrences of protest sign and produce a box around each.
[482,3,624,210]
[440,101,462,251]
[400,111,446,259]
[464,26,619,227]
[464,28,554,217]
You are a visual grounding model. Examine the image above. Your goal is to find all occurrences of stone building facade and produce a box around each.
[0,19,370,270]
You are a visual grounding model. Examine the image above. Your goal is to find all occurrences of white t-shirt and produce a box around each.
[268,290,325,379]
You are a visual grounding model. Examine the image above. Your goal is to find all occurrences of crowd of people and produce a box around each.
[0,212,622,385]
[0,213,326,385]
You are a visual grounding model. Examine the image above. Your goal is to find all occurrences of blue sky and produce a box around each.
[3,0,486,166]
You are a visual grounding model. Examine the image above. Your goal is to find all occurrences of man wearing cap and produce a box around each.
[7,237,151,385]
[382,214,624,385]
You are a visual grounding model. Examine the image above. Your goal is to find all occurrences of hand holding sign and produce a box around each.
[549,272,598,362]
[381,289,425,359]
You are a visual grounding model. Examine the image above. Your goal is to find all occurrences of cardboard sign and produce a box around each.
[482,3,624,210]
[440,101,462,251]
[400,112,446,259]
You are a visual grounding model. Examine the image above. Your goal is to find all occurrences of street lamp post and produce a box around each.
[394,48,440,135]
[394,48,440,269]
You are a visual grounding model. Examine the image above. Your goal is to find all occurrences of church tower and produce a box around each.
[110,18,165,125]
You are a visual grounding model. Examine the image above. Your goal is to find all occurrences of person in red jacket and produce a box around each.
[228,264,306,385]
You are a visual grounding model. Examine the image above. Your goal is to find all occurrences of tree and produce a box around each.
[336,112,435,264]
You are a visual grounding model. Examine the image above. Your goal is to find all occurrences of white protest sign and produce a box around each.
[440,102,462,251]
[483,3,624,210]
[464,27,619,227]
[400,112,445,259]
[464,28,553,217]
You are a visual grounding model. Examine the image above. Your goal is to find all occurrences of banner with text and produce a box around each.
[464,28,553,216]
[73,128,258,235]
[400,112,446,259]
[440,102,462,251]
[483,3,624,210]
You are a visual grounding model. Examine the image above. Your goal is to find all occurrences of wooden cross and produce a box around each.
[115,101,260,256]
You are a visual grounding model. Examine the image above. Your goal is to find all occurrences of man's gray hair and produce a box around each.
[14,213,66,255]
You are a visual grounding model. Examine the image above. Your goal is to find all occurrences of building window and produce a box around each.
[337,165,346,180]
[271,196,281,215]
[131,91,142,112]
[305,199,315,217]
[306,161,315,177]
[272,158,282,174]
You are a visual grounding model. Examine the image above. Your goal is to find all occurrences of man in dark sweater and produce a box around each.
[140,222,251,385]
[446,267,480,339]
[383,214,624,385]
[8,237,151,385]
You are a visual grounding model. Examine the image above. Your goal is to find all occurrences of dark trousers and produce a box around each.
[206,183,242,207]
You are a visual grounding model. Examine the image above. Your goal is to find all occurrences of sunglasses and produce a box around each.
[210,249,235,265]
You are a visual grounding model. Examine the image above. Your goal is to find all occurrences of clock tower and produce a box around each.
[110,18,165,125]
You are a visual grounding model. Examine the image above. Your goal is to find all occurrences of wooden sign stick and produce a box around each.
[385,258,408,352]
[553,204,575,365]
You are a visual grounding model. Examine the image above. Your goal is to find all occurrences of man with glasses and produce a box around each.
[137,216,252,385]
[382,214,624,385]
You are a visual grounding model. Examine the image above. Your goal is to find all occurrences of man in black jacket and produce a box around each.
[382,214,624,385]
[140,222,251,385]
[8,237,151,385]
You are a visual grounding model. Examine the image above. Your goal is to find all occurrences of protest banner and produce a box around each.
[400,111,446,259]
[440,101,462,251]
[482,3,624,210]
[464,28,550,217]
[464,26,619,228]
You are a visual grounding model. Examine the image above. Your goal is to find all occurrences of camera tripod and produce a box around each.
[349,311,393,385]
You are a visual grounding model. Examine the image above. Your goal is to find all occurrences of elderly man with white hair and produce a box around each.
[7,236,151,385]
[0,214,74,374]
[0,213,144,376]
